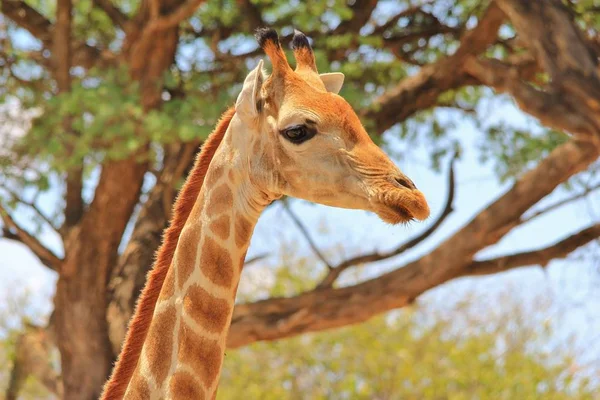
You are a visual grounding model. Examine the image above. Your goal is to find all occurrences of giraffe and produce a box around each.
[101,28,430,400]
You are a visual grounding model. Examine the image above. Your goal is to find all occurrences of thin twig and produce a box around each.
[372,0,437,35]
[464,222,600,276]
[282,199,333,270]
[317,153,458,289]
[243,253,269,266]
[521,182,600,223]
[2,188,59,231]
[92,0,128,28]
[146,0,206,32]
[0,203,62,271]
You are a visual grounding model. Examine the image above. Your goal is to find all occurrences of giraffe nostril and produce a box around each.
[394,176,416,190]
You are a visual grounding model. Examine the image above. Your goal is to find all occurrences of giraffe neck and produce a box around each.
[124,119,270,399]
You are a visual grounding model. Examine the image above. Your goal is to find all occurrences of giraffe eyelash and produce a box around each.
[279,124,317,144]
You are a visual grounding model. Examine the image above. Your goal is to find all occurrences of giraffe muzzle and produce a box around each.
[371,179,430,224]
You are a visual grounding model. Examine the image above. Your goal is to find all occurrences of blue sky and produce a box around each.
[2,93,598,374]
[1,2,599,383]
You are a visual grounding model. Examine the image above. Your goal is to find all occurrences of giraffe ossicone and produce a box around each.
[102,28,430,400]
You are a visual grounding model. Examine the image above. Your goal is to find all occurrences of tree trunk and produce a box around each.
[54,158,147,399]
[53,2,181,396]
[107,142,198,354]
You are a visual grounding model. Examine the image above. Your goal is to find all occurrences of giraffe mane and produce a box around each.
[101,107,236,400]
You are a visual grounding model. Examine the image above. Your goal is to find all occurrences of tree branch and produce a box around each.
[6,323,62,400]
[1,0,109,69]
[0,204,62,271]
[494,0,600,142]
[239,0,264,32]
[463,57,597,138]
[2,188,58,231]
[464,223,600,276]
[51,0,85,231]
[0,0,53,43]
[92,0,129,29]
[333,0,378,35]
[317,153,457,289]
[282,199,333,270]
[244,253,269,266]
[145,0,205,32]
[372,3,435,36]
[363,2,506,135]
[227,140,599,348]
[521,182,600,224]
[53,0,72,93]
[106,141,197,353]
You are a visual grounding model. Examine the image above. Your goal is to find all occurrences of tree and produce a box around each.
[0,0,599,398]
[219,291,596,400]
[2,272,596,399]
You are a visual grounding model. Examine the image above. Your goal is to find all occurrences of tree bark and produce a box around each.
[107,142,198,354]
[5,324,62,400]
[226,140,599,348]
[3,1,600,398]
[52,1,183,398]
[494,0,600,142]
[55,158,147,399]
[363,3,506,134]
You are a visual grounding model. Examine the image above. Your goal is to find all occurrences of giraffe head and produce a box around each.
[233,28,429,224]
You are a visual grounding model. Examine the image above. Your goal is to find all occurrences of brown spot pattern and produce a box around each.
[183,284,231,334]
[145,305,177,384]
[199,236,234,287]
[234,215,253,248]
[159,266,176,301]
[205,165,224,188]
[176,224,201,288]
[252,140,261,155]
[169,370,206,400]
[209,214,230,241]
[124,371,150,400]
[178,322,223,385]
[206,184,233,215]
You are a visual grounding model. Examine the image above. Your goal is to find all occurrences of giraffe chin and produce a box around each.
[373,189,430,225]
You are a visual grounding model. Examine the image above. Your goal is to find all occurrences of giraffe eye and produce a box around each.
[280,125,316,144]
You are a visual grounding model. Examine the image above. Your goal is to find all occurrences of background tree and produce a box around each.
[1,0,599,399]
[2,269,597,399]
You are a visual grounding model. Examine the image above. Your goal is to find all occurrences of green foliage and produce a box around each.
[220,292,596,400]
[12,64,231,172]
[0,289,54,400]
[479,125,569,181]
[2,0,572,184]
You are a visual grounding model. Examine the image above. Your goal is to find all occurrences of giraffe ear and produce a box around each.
[235,59,265,118]
[319,72,344,94]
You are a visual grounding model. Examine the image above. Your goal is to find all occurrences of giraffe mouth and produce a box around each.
[376,203,415,224]
[390,204,415,222]
[373,186,430,225]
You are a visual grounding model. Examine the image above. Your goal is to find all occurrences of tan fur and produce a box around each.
[104,29,431,400]
[234,214,252,248]
[178,322,222,384]
[145,304,176,384]
[126,373,150,400]
[199,236,234,288]
[294,47,317,72]
[158,267,175,301]
[169,371,205,399]
[206,183,233,215]
[209,215,230,241]
[101,108,235,400]
[262,40,291,75]
[183,285,230,333]
[176,223,202,288]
